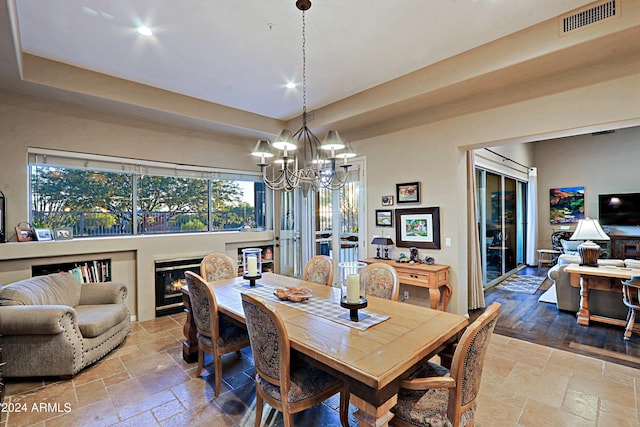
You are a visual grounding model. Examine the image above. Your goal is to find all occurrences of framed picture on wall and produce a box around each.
[381,195,394,206]
[375,209,393,227]
[396,182,420,204]
[395,207,441,249]
[549,186,585,224]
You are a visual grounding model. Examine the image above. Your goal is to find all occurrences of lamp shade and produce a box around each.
[570,218,610,241]
[272,129,298,151]
[371,237,394,246]
[251,139,274,158]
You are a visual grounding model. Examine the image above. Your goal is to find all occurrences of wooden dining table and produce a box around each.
[185,272,468,427]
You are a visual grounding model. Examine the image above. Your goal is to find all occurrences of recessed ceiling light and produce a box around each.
[137,26,153,36]
[285,82,296,89]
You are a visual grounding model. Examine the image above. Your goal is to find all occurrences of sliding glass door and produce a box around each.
[477,168,527,286]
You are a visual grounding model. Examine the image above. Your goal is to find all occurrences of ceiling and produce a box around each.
[10,0,596,126]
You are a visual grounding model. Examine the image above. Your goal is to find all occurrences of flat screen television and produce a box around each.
[598,192,640,226]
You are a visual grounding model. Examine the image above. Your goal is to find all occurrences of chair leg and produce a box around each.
[254,393,264,427]
[196,349,204,377]
[214,354,223,397]
[339,386,350,427]
[283,413,294,427]
[236,350,242,359]
[624,308,636,340]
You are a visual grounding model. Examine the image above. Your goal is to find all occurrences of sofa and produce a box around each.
[548,254,640,320]
[0,272,130,378]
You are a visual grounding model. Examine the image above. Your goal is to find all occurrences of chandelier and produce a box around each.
[251,0,356,194]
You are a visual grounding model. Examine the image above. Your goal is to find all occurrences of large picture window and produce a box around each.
[29,149,266,237]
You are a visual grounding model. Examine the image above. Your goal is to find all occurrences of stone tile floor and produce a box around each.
[2,312,639,426]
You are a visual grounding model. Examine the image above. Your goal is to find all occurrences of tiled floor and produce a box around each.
[2,312,640,427]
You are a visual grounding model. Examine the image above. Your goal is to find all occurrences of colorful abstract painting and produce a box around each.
[550,186,585,224]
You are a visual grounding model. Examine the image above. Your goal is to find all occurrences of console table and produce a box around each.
[565,263,640,328]
[361,258,451,311]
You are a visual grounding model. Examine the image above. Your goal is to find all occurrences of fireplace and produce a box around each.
[155,258,202,317]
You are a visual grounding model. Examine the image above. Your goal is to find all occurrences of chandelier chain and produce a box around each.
[302,10,307,124]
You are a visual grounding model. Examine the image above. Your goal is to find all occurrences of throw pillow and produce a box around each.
[560,239,582,252]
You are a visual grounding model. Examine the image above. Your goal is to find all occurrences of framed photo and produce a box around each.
[395,207,441,249]
[54,227,73,240]
[396,182,420,204]
[15,225,35,242]
[34,228,54,241]
[375,209,393,227]
[381,195,394,206]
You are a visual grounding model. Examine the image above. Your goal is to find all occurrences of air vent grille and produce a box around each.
[563,0,616,33]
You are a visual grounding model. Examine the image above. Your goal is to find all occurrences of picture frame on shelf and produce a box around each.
[54,227,73,241]
[395,207,441,249]
[396,182,420,204]
[375,209,393,227]
[15,222,35,242]
[381,195,394,206]
[34,228,54,241]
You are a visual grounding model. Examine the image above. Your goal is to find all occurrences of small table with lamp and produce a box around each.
[361,258,451,311]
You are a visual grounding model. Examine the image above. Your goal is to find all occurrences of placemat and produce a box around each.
[237,283,390,331]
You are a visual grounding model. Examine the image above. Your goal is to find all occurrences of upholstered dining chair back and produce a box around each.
[302,255,334,286]
[184,271,249,396]
[622,277,640,340]
[200,253,237,282]
[241,292,350,427]
[390,302,500,427]
[364,262,399,301]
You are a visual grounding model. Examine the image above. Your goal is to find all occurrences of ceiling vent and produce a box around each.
[562,0,616,33]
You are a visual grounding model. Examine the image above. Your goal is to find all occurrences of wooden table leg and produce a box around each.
[577,276,590,326]
[428,288,441,311]
[428,284,452,311]
[350,394,397,427]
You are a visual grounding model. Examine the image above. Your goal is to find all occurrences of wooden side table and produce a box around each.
[361,258,451,311]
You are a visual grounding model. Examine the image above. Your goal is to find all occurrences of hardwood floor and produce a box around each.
[477,266,640,369]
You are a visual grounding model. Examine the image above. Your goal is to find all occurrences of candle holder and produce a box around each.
[242,248,263,287]
[338,262,369,322]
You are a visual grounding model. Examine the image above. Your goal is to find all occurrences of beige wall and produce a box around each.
[359,73,640,315]
[0,91,273,321]
[534,126,640,248]
[1,73,640,318]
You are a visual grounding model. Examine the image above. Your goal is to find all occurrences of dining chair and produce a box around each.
[241,292,350,427]
[302,255,334,286]
[364,262,399,301]
[200,253,237,282]
[184,271,250,396]
[622,276,640,340]
[390,302,501,427]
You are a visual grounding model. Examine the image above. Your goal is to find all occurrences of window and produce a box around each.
[29,149,266,237]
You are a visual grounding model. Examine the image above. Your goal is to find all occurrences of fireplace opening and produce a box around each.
[155,258,202,317]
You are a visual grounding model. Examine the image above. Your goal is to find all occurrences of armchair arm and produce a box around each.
[79,282,128,305]
[0,305,77,335]
[400,376,456,390]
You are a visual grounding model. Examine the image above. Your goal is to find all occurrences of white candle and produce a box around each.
[346,274,360,303]
[247,255,258,276]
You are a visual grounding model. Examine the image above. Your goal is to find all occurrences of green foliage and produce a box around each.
[180,218,206,231]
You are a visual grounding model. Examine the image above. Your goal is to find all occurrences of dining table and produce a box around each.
[186,272,468,427]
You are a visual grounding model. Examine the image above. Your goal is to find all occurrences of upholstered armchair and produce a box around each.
[184,271,250,396]
[364,262,399,301]
[241,292,350,427]
[302,255,334,286]
[391,302,501,427]
[622,276,640,341]
[200,253,237,282]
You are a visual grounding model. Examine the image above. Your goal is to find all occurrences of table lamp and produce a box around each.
[371,237,394,260]
[570,218,610,267]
